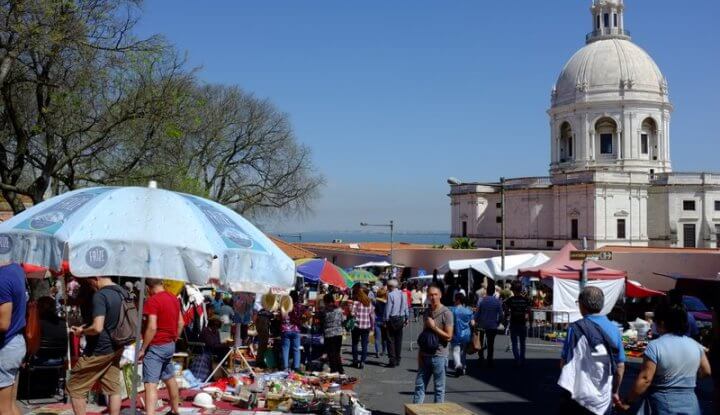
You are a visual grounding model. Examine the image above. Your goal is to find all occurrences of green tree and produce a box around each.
[451,237,476,249]
[0,1,323,219]
[0,0,182,211]
[160,84,324,217]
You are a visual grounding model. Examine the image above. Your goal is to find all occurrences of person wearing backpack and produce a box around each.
[67,276,129,415]
[412,284,454,404]
[138,278,184,415]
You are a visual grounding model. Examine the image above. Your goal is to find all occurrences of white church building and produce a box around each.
[449,0,720,249]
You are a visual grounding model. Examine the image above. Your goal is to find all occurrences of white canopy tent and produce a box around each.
[437,253,550,281]
[354,261,392,269]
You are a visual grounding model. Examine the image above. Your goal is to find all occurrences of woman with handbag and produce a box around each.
[350,286,374,369]
[450,292,474,376]
[279,292,305,371]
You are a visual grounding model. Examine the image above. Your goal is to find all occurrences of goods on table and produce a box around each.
[622,338,648,358]
[543,331,567,342]
[182,368,365,414]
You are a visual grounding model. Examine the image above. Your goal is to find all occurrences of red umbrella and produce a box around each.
[295,258,349,289]
[626,280,665,298]
[21,260,70,278]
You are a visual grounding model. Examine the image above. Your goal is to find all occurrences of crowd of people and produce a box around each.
[0,261,718,414]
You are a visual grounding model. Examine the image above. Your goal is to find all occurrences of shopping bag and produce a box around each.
[24,300,41,357]
[465,331,482,355]
[466,329,483,355]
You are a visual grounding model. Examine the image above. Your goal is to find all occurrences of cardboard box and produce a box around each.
[405,402,476,415]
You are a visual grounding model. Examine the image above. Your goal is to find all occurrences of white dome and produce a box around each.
[553,39,667,106]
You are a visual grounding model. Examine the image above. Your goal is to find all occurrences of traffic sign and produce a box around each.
[570,250,613,261]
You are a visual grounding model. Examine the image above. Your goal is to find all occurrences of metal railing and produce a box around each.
[586,28,631,42]
[525,309,571,348]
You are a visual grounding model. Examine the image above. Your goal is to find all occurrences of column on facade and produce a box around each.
[625,112,634,161]
[586,115,593,163]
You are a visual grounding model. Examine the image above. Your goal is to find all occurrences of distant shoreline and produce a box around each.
[275,231,450,245]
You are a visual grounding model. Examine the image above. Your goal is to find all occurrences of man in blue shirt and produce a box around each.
[0,263,27,415]
[560,286,626,414]
[384,279,409,367]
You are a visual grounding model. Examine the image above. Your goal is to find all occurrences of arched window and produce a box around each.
[595,118,617,157]
[641,118,658,161]
[559,122,573,163]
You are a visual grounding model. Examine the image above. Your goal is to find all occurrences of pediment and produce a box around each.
[614,210,630,217]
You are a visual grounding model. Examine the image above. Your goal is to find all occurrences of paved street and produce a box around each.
[18,320,715,414]
[347,321,715,415]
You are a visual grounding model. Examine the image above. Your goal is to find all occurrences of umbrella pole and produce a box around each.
[130,278,146,414]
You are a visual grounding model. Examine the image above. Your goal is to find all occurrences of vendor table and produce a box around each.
[405,402,476,415]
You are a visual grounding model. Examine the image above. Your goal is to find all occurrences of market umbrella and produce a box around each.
[346,269,378,287]
[0,184,294,289]
[0,183,295,410]
[295,258,349,288]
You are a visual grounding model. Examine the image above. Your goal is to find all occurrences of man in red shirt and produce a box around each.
[138,279,183,415]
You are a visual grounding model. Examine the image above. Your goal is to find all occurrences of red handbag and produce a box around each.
[24,300,41,357]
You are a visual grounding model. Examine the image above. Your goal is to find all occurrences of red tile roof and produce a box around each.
[298,241,434,256]
[268,236,317,260]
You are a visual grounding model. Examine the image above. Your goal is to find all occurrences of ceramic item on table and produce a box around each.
[192,392,216,410]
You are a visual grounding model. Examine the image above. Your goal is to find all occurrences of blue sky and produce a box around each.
[137,0,719,233]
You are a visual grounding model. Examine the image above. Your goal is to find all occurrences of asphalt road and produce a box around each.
[18,320,715,414]
[346,320,715,415]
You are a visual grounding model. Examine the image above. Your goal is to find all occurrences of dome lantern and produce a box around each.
[587,0,630,44]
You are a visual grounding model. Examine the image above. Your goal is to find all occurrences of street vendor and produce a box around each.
[255,293,278,369]
[200,317,232,361]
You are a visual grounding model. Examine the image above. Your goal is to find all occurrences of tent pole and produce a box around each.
[580,237,588,290]
[130,278,146,414]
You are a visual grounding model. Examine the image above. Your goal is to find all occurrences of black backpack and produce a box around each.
[105,285,138,348]
[417,329,440,355]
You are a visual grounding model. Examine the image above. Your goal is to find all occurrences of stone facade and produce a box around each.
[449,0,720,249]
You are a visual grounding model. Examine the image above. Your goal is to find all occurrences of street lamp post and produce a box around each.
[360,221,395,267]
[448,177,507,271]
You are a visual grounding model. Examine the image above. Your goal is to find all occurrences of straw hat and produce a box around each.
[261,292,279,312]
[279,294,294,314]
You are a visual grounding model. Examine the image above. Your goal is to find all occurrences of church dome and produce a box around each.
[553,39,667,107]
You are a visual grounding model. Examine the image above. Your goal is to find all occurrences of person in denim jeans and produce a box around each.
[373,288,388,358]
[280,292,305,371]
[503,281,532,366]
[351,288,374,369]
[139,279,184,415]
[413,285,454,404]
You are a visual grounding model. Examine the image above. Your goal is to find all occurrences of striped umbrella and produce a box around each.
[295,258,349,289]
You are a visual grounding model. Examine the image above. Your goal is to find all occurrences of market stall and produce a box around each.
[0,183,296,412]
[519,243,627,323]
